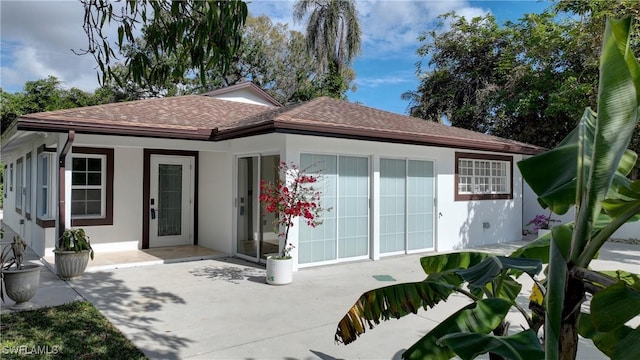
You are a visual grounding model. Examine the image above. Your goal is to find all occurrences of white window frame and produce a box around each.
[25,153,32,219]
[15,158,23,212]
[71,154,107,219]
[455,152,513,201]
[9,163,14,192]
[37,152,55,220]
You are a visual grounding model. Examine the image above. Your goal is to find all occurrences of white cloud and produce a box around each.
[356,71,415,87]
[1,0,128,92]
[357,1,489,59]
[0,0,490,94]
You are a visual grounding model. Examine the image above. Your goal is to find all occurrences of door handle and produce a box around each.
[151,208,156,219]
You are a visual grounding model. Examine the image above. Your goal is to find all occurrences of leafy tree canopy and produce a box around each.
[78,0,248,87]
[407,0,640,176]
[1,77,116,133]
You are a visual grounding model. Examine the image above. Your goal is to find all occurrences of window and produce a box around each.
[10,163,14,192]
[25,153,32,219]
[455,152,512,201]
[3,164,6,198]
[15,158,23,213]
[71,147,114,226]
[37,152,55,224]
[72,155,106,217]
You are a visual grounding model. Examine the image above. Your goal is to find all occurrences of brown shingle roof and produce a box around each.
[14,94,543,154]
[218,97,543,154]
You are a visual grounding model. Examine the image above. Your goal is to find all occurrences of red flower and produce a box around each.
[258,161,328,258]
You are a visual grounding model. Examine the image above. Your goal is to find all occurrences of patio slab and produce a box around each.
[2,240,638,359]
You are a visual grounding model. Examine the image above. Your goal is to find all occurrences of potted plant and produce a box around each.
[1,235,41,310]
[526,210,559,238]
[259,161,327,285]
[54,228,94,280]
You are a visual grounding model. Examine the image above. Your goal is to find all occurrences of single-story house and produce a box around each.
[1,82,545,270]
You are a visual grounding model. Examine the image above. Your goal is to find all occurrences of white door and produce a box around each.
[149,155,194,247]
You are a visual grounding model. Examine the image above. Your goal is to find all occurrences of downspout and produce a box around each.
[58,131,75,244]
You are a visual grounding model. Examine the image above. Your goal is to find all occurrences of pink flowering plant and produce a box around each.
[526,210,560,232]
[259,161,328,259]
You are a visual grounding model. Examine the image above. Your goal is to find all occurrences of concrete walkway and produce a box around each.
[2,240,639,359]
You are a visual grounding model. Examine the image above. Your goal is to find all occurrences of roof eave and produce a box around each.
[213,119,543,155]
[272,122,542,155]
[17,117,217,141]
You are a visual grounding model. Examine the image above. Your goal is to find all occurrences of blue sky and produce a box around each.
[1,0,551,115]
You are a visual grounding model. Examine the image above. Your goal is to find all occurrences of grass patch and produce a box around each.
[0,301,147,359]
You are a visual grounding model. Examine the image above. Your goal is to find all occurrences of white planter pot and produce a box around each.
[266,256,293,285]
[54,250,91,280]
[1,264,41,310]
[537,229,552,238]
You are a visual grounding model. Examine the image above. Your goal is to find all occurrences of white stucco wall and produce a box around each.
[1,129,550,265]
[283,134,526,257]
[69,134,228,252]
[198,151,233,253]
[1,132,59,256]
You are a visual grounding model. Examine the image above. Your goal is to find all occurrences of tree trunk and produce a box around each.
[558,270,585,360]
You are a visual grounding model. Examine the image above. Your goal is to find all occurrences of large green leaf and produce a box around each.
[420,252,492,274]
[403,298,512,360]
[518,17,640,265]
[510,223,574,264]
[455,256,542,289]
[590,281,640,332]
[509,236,551,262]
[490,276,522,302]
[600,270,640,291]
[601,179,640,219]
[438,329,544,360]
[335,280,456,345]
[544,236,568,359]
[578,312,634,358]
[613,327,640,360]
[574,17,640,266]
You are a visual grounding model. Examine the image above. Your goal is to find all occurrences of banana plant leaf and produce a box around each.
[600,270,640,290]
[601,180,640,220]
[420,252,492,274]
[487,276,522,302]
[545,236,568,359]
[403,298,512,360]
[509,235,551,262]
[335,280,456,345]
[590,280,640,332]
[455,256,542,289]
[578,312,638,359]
[438,329,544,360]
[509,223,574,263]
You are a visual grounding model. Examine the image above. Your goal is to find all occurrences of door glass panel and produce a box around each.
[158,164,182,236]
[299,154,337,263]
[237,157,258,258]
[380,158,406,253]
[338,156,369,258]
[259,155,280,259]
[407,160,434,250]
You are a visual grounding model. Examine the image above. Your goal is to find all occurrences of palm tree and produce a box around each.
[293,0,361,76]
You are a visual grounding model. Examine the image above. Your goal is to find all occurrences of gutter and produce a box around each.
[58,131,75,243]
[18,118,216,141]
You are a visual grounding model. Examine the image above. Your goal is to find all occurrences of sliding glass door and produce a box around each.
[380,158,435,254]
[236,154,279,262]
[299,154,370,264]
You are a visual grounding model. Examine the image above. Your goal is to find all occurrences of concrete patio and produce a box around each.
[2,238,639,359]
